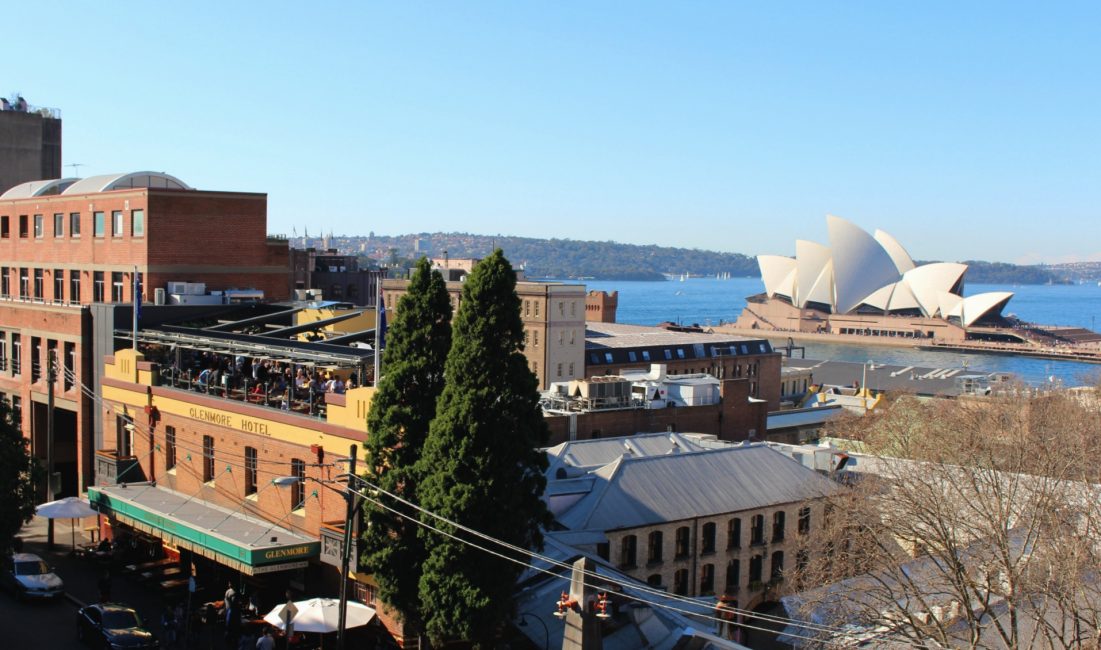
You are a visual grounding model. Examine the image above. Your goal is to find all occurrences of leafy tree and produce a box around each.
[0,398,40,553]
[787,390,1101,649]
[361,257,452,627]
[416,250,552,647]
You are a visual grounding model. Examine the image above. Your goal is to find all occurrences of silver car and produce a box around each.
[3,553,64,600]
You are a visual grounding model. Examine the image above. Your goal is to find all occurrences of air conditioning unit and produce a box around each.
[154,288,166,305]
[167,281,188,294]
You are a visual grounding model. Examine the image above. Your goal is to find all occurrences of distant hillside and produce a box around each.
[343,232,758,281]
[313,232,1068,284]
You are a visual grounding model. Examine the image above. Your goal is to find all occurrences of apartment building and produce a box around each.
[0,172,290,495]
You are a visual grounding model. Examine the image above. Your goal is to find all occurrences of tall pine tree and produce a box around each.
[416,250,551,647]
[361,257,452,628]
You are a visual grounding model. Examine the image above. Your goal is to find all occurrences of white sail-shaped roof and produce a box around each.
[754,215,1014,327]
[827,215,900,314]
[902,262,967,316]
[959,292,1014,327]
[804,259,835,308]
[874,229,916,274]
[759,255,797,299]
[795,240,833,308]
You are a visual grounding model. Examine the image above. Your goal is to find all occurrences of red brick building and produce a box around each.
[0,172,290,496]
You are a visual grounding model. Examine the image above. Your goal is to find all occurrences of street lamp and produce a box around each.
[274,444,360,650]
[517,611,549,650]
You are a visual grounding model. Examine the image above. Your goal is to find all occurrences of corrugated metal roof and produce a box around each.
[545,432,710,478]
[557,444,839,531]
[767,405,845,430]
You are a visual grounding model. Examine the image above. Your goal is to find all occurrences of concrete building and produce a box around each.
[0,98,61,194]
[0,172,290,496]
[583,322,783,409]
[289,247,386,306]
[543,434,842,644]
[542,368,768,444]
[382,277,587,390]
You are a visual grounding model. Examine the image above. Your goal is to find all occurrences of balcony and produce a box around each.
[94,449,145,486]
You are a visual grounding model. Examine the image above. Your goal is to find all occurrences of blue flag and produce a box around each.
[377,300,387,352]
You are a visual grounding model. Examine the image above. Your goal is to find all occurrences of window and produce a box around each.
[532,331,538,348]
[750,515,764,545]
[628,351,637,362]
[19,215,28,238]
[131,209,144,236]
[202,435,215,482]
[675,526,691,558]
[19,268,28,298]
[93,211,105,237]
[523,300,530,316]
[647,531,663,564]
[53,270,63,302]
[771,551,784,580]
[1,268,8,297]
[726,559,740,591]
[700,564,715,595]
[664,349,672,360]
[773,511,786,542]
[63,342,74,391]
[568,362,574,375]
[165,426,176,471]
[796,549,809,575]
[556,363,562,377]
[291,459,306,510]
[52,213,64,237]
[70,213,80,237]
[244,447,258,495]
[111,211,124,237]
[10,396,20,428]
[33,269,43,300]
[112,272,124,302]
[641,350,650,361]
[701,522,716,554]
[620,535,637,568]
[558,300,564,315]
[70,271,81,304]
[749,555,763,584]
[728,518,741,549]
[647,574,662,588]
[676,348,685,359]
[0,216,7,238]
[30,337,41,382]
[604,352,613,363]
[673,568,689,596]
[534,301,539,316]
[798,507,811,535]
[115,413,131,457]
[11,334,21,375]
[33,215,43,238]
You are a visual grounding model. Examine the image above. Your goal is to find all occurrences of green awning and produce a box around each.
[89,483,319,575]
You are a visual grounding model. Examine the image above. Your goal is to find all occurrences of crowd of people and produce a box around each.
[145,346,367,415]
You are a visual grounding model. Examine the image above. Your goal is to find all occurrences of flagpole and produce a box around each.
[132,265,138,351]
[373,278,381,386]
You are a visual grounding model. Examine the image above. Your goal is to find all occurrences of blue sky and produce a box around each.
[6,2,1099,264]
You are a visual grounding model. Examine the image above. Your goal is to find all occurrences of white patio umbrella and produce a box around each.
[264,597,376,633]
[35,496,98,550]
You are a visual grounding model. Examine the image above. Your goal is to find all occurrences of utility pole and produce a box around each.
[46,349,56,547]
[336,444,358,650]
[562,557,603,650]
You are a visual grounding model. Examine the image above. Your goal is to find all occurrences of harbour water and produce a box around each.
[577,277,1101,386]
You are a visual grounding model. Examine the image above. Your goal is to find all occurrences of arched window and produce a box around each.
[750,514,765,545]
[727,518,741,549]
[771,551,785,580]
[648,531,663,563]
[620,535,637,568]
[700,564,715,595]
[673,569,689,596]
[675,526,691,558]
[725,559,740,591]
[749,555,763,584]
[772,511,786,542]
[701,522,716,554]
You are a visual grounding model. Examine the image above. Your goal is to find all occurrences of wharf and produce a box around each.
[712,326,1101,364]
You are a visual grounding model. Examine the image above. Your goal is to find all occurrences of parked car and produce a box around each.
[2,553,64,600]
[77,603,160,649]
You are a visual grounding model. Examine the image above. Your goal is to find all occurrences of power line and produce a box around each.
[61,363,853,639]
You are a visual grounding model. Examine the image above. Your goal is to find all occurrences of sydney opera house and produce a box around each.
[734,216,1016,344]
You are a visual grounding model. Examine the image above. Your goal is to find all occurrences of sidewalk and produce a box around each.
[18,515,221,649]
